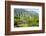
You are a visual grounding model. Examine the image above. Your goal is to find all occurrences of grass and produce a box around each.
[14,15,39,27]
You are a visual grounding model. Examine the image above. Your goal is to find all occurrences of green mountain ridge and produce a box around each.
[14,8,38,17]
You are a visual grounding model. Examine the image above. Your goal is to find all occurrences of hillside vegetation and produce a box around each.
[14,8,39,27]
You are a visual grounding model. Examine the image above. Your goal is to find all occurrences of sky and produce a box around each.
[21,8,39,14]
[14,8,39,14]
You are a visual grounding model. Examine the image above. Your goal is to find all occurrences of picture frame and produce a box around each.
[5,1,45,35]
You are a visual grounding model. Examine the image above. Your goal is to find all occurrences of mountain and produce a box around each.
[14,8,39,18]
